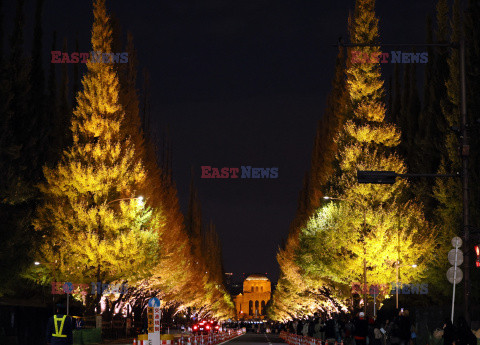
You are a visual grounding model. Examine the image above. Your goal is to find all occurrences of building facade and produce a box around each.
[233,274,271,320]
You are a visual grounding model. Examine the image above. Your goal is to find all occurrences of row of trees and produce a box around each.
[0,0,234,320]
[269,0,480,321]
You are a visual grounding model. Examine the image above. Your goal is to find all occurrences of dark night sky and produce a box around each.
[5,0,437,283]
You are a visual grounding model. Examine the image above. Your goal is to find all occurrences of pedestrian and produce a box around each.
[410,322,418,345]
[46,304,73,345]
[454,316,477,345]
[353,312,369,345]
[398,310,411,345]
[292,319,298,334]
[389,317,402,345]
[321,317,327,341]
[308,316,316,337]
[343,317,354,345]
[297,319,303,335]
[324,316,337,345]
[373,320,383,345]
[326,314,343,343]
[314,317,322,339]
[302,318,309,337]
[442,318,454,345]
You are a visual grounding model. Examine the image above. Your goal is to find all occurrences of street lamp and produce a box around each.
[393,261,417,309]
[34,261,60,314]
[323,196,368,315]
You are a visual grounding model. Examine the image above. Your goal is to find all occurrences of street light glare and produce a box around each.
[34,261,40,265]
[412,264,417,268]
[138,196,144,202]
[323,196,331,200]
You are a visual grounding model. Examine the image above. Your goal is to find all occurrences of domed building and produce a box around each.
[233,274,271,320]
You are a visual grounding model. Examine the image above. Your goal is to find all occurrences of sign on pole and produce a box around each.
[148,298,161,345]
[447,266,463,284]
[448,249,464,266]
[449,237,463,323]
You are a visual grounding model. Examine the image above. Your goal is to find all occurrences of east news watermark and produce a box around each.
[51,281,128,295]
[351,282,428,295]
[51,51,128,64]
[351,51,428,64]
[201,166,278,179]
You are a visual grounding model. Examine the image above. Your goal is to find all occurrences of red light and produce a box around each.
[193,326,198,330]
[475,245,480,256]
[476,260,480,268]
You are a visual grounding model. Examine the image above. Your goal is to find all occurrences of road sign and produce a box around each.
[447,266,463,284]
[63,282,74,294]
[452,237,463,248]
[448,249,464,266]
[148,297,161,307]
[369,285,379,296]
[148,298,161,345]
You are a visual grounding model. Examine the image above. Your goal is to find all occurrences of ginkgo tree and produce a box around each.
[299,0,439,309]
[31,0,159,310]
[269,0,440,320]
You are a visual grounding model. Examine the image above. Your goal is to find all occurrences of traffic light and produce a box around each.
[475,245,480,268]
[357,170,397,184]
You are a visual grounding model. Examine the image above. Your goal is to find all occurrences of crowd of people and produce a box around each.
[279,310,478,345]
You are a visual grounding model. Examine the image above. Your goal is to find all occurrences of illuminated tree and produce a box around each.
[433,0,480,298]
[32,0,159,308]
[317,0,437,306]
[271,0,439,319]
[269,48,348,320]
[432,0,461,297]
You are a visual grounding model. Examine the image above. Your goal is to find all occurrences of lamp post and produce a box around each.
[323,196,367,315]
[34,261,60,314]
[393,261,417,309]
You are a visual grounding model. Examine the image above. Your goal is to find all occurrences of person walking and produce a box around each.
[373,320,383,345]
[343,317,354,345]
[324,316,337,345]
[46,305,73,345]
[308,316,316,337]
[292,319,298,334]
[353,312,369,345]
[442,318,455,345]
[302,318,309,337]
[454,316,477,345]
[314,317,322,339]
[297,319,303,335]
[398,310,411,345]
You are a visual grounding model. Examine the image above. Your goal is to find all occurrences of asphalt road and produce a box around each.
[224,333,285,345]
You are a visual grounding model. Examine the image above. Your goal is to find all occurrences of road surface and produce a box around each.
[224,333,285,345]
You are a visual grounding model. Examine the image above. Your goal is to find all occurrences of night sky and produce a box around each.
[6,0,437,283]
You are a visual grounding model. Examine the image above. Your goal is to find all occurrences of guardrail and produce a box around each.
[280,331,344,345]
[134,329,245,345]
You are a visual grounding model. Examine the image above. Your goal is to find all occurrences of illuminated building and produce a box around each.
[233,274,271,320]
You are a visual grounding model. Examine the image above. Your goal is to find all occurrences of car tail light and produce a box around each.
[193,326,198,330]
[206,326,210,330]
[215,326,219,329]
